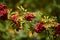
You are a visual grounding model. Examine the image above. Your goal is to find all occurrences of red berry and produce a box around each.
[25,14,35,21]
[36,22,43,27]
[35,22,45,33]
[0,4,7,20]
[13,20,19,25]
[10,15,19,21]
[55,24,60,34]
[9,14,19,25]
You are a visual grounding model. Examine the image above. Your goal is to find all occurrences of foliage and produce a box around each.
[0,0,60,40]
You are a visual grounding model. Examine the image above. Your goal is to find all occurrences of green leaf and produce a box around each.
[0,20,6,26]
[5,20,12,27]
[2,32,11,39]
[0,23,7,32]
[23,23,30,29]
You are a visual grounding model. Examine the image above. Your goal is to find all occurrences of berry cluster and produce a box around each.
[9,14,19,25]
[0,4,7,20]
[35,22,46,33]
[55,24,60,34]
[25,14,35,21]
